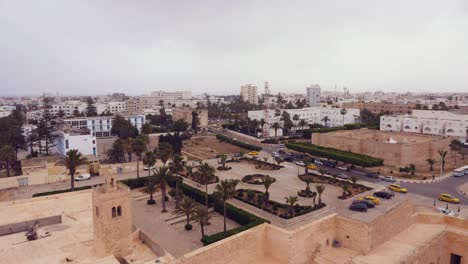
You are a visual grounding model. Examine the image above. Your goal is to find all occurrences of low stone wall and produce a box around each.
[0,173,69,190]
[138,229,166,256]
[0,215,62,236]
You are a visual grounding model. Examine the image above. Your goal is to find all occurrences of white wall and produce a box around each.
[56,132,97,156]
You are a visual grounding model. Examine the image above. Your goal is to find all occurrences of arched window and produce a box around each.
[117,206,122,216]
[386,124,392,128]
[110,178,115,187]
[447,129,454,133]
[95,206,99,217]
[404,125,410,129]
[112,207,116,218]
[424,127,431,132]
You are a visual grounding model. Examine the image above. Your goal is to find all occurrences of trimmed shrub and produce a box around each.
[216,134,262,151]
[286,142,383,167]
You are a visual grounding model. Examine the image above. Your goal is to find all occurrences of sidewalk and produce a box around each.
[397,172,453,184]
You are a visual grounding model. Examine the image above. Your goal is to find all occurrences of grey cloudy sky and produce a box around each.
[1,0,467,96]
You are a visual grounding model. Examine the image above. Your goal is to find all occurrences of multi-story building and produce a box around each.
[240,84,258,104]
[380,110,468,139]
[50,100,87,117]
[306,84,321,107]
[55,128,97,156]
[107,101,127,114]
[342,102,414,115]
[64,114,145,137]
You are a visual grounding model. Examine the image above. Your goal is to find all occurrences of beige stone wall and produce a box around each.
[335,216,371,253]
[172,107,208,129]
[311,129,452,166]
[97,136,118,158]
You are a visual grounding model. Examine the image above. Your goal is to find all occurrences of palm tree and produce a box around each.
[133,136,147,178]
[449,139,462,166]
[214,179,239,232]
[271,122,281,139]
[154,165,173,212]
[341,182,349,198]
[198,162,216,208]
[284,196,299,218]
[173,196,197,230]
[350,175,358,186]
[144,179,157,205]
[318,168,327,177]
[438,149,448,176]
[142,150,156,177]
[218,154,228,169]
[63,149,88,191]
[262,175,275,208]
[302,175,314,193]
[298,119,307,137]
[321,116,330,127]
[303,157,312,174]
[292,114,300,133]
[274,156,284,166]
[315,184,325,205]
[426,158,437,171]
[260,118,266,136]
[340,108,347,125]
[193,206,212,240]
[158,142,173,165]
[124,138,133,162]
[263,157,269,163]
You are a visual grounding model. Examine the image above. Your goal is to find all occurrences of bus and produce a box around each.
[453,165,468,177]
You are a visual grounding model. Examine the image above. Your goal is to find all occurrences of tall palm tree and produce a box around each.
[262,176,275,208]
[303,157,312,174]
[350,175,358,186]
[260,118,266,136]
[124,138,133,162]
[292,114,300,133]
[218,154,228,169]
[142,150,156,177]
[132,136,147,179]
[315,184,325,205]
[408,163,416,176]
[302,175,314,193]
[154,165,173,212]
[214,179,239,232]
[298,119,307,137]
[251,119,259,136]
[340,108,347,125]
[318,168,327,177]
[173,196,197,230]
[321,116,330,127]
[63,149,88,191]
[341,182,349,198]
[193,206,212,240]
[449,139,462,166]
[144,179,157,204]
[438,149,448,176]
[271,122,281,139]
[426,158,437,171]
[197,162,216,208]
[158,142,174,165]
[284,196,299,218]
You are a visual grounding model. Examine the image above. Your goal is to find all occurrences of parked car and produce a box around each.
[248,151,259,156]
[278,143,285,148]
[283,156,294,162]
[144,166,155,171]
[374,191,393,199]
[295,161,305,167]
[352,200,375,208]
[358,196,380,205]
[337,165,348,171]
[349,203,368,212]
[388,184,408,193]
[294,154,305,159]
[382,176,396,182]
[278,149,287,154]
[323,161,336,168]
[438,193,460,204]
[75,173,91,181]
[366,172,379,179]
[337,173,349,179]
[272,152,280,157]
[314,159,324,165]
[307,164,318,170]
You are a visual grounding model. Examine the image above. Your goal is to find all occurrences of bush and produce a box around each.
[32,185,95,197]
[286,142,383,167]
[216,134,262,151]
[302,123,379,138]
[185,224,193,230]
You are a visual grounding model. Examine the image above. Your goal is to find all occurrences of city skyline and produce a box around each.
[1,0,468,96]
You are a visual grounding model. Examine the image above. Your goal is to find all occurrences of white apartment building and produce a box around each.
[50,100,87,117]
[248,107,360,137]
[240,84,258,105]
[56,128,97,156]
[107,101,127,114]
[64,114,145,137]
[306,84,321,107]
[380,110,468,139]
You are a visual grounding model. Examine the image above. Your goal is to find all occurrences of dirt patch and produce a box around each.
[0,190,10,202]
[182,136,248,160]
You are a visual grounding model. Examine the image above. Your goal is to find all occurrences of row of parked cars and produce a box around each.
[349,191,394,212]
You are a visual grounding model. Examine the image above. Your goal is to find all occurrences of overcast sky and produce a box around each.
[1,0,467,96]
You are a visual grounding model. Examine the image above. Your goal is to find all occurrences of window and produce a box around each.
[450,253,461,264]
[65,140,69,149]
[112,207,116,217]
[117,206,122,216]
[96,206,99,217]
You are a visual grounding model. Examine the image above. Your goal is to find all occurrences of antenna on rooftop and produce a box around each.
[262,82,271,139]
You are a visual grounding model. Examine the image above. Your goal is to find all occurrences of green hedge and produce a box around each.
[303,123,379,138]
[286,142,383,167]
[32,185,95,197]
[216,134,262,151]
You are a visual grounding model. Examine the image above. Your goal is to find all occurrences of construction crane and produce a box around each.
[262,82,271,139]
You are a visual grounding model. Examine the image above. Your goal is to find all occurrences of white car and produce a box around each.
[337,165,348,171]
[314,160,324,165]
[382,176,396,182]
[75,174,91,181]
[144,166,155,171]
[295,161,305,167]
[337,173,349,179]
[272,152,280,157]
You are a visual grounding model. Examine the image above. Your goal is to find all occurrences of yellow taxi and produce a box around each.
[359,196,380,205]
[307,164,317,170]
[438,193,460,204]
[388,184,408,193]
[248,151,259,156]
